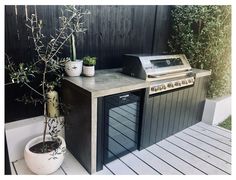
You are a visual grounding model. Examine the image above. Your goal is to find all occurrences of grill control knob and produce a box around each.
[188,79,193,83]
[175,81,181,86]
[167,83,174,88]
[182,80,187,85]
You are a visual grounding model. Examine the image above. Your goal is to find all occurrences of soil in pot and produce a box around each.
[29,140,61,153]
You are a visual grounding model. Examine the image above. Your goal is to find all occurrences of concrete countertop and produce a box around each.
[64,68,211,98]
[64,69,150,98]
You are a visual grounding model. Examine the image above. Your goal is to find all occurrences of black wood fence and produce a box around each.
[5,5,172,122]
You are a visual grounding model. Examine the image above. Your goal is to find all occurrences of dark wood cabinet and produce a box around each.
[139,76,209,149]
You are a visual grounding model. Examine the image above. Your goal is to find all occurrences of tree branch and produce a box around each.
[24,82,44,97]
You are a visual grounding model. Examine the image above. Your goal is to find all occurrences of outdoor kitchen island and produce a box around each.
[62,68,211,174]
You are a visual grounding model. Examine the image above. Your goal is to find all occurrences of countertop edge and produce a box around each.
[193,68,211,78]
[92,82,150,98]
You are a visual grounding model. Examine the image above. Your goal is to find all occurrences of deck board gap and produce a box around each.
[107,149,138,174]
[131,151,162,174]
[212,125,231,133]
[108,136,160,174]
[12,162,18,175]
[144,149,185,174]
[104,164,115,175]
[188,127,231,146]
[198,122,231,134]
[60,166,67,175]
[182,131,231,155]
[165,139,230,175]
[155,144,207,175]
[195,124,231,139]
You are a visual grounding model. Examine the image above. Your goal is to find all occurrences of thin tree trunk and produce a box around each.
[42,59,47,152]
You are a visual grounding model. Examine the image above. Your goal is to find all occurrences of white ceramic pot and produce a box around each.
[24,135,66,175]
[65,60,83,77]
[83,65,95,77]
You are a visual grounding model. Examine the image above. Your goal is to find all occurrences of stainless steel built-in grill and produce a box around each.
[123,54,195,95]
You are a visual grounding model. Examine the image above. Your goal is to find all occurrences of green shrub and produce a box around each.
[168,5,231,98]
[218,116,231,130]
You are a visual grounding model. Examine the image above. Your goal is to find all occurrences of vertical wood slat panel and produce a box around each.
[161,92,173,139]
[140,77,209,149]
[178,88,189,131]
[196,77,209,121]
[167,90,179,137]
[172,88,184,134]
[183,86,194,128]
[155,93,167,142]
[193,78,204,124]
[152,6,172,53]
[5,5,169,122]
[5,6,18,58]
[15,6,32,63]
[188,79,200,126]
[140,92,153,149]
[149,95,160,145]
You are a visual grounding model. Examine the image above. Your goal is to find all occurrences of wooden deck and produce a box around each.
[11,122,231,175]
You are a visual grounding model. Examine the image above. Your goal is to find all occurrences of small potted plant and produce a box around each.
[82,56,97,77]
[64,34,83,76]
[64,6,90,77]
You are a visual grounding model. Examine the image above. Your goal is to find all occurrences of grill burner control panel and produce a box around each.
[149,76,195,95]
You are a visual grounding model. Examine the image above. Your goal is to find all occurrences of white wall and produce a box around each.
[5,116,64,162]
[202,95,231,125]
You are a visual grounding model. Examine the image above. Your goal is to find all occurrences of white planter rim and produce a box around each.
[25,135,65,157]
[83,64,95,67]
[66,59,83,63]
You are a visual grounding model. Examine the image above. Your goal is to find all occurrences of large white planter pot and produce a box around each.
[65,60,83,77]
[24,135,66,175]
[83,65,95,77]
[202,95,231,125]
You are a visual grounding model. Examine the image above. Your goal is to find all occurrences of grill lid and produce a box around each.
[122,54,192,80]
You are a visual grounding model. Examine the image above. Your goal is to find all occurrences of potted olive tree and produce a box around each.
[5,6,90,175]
[64,6,90,77]
[82,56,97,76]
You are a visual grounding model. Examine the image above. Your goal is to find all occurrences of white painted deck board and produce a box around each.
[120,152,159,174]
[11,123,231,175]
[133,149,182,175]
[183,128,231,153]
[147,144,204,175]
[104,158,136,175]
[175,132,231,163]
[95,166,113,175]
[158,140,226,175]
[197,122,231,138]
[13,159,65,175]
[189,125,231,146]
[214,124,231,133]
[167,136,231,174]
[61,151,89,175]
